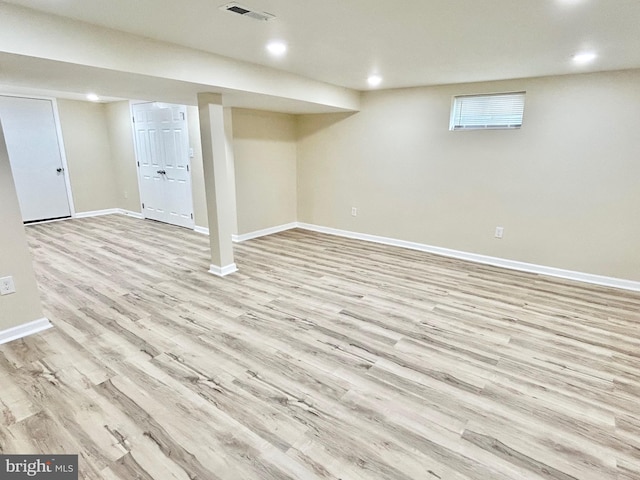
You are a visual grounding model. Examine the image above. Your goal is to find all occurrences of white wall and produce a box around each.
[105,101,140,212]
[233,109,297,234]
[187,105,208,229]
[189,107,298,235]
[297,70,640,282]
[0,122,44,330]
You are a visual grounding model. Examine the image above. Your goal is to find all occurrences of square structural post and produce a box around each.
[197,93,238,277]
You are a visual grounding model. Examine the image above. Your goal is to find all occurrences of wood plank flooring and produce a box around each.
[1,214,640,479]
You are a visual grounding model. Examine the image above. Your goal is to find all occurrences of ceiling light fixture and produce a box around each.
[86,93,100,102]
[572,52,597,64]
[367,75,382,88]
[266,41,287,56]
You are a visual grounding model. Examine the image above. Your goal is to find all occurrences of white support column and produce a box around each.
[197,93,238,277]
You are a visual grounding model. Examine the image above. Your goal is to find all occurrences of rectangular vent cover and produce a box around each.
[220,3,275,21]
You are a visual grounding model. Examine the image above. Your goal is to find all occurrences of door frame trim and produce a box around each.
[0,92,76,218]
[129,100,146,220]
[51,96,76,217]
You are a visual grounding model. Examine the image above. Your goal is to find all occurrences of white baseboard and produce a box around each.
[73,208,143,220]
[194,222,297,243]
[233,222,298,243]
[74,208,119,219]
[119,209,144,219]
[297,223,640,292]
[208,263,238,277]
[0,318,53,346]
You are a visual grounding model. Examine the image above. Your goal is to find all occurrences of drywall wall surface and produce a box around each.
[0,122,44,330]
[233,109,297,234]
[105,101,140,212]
[187,105,208,230]
[57,99,118,213]
[190,107,297,235]
[297,70,640,281]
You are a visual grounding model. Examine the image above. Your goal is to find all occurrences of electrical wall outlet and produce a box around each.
[0,276,16,296]
[351,207,358,217]
[495,226,504,239]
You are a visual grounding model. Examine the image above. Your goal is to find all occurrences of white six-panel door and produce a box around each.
[0,95,72,222]
[133,102,194,229]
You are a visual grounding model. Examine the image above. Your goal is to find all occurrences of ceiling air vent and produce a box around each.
[219,3,275,21]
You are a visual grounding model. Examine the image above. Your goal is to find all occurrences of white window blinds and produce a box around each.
[450,92,525,130]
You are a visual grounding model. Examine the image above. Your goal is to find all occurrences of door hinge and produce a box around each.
[137,161,140,167]
[142,203,145,209]
[190,213,193,219]
[132,116,135,123]
[186,165,189,172]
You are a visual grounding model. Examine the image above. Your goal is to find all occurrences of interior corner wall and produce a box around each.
[105,101,140,212]
[189,107,298,235]
[296,69,640,282]
[0,122,44,330]
[232,109,297,234]
[57,99,119,213]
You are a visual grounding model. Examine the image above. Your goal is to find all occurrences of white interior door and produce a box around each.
[133,102,194,229]
[0,96,71,222]
[134,105,166,223]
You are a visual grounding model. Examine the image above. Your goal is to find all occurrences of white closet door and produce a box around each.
[0,96,71,222]
[133,105,167,223]
[157,104,193,228]
[133,102,194,229]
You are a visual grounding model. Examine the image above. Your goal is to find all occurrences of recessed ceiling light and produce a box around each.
[572,52,597,64]
[86,93,100,102]
[367,75,382,88]
[266,41,287,56]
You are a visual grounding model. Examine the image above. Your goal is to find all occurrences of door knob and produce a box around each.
[56,167,64,173]
[157,169,166,175]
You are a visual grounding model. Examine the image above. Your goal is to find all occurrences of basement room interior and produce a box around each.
[0,1,639,479]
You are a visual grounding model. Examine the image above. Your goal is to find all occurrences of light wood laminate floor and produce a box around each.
[1,214,640,479]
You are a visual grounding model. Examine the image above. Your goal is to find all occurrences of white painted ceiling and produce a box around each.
[4,0,640,91]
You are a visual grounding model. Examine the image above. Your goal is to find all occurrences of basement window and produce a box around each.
[450,92,525,130]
